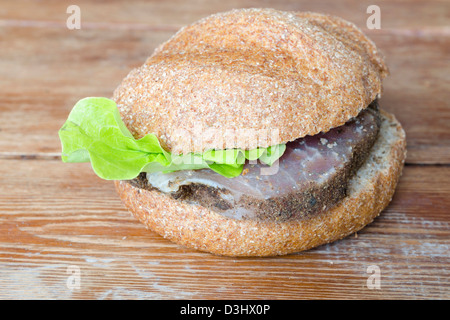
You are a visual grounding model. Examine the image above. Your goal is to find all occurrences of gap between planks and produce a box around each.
[1,153,449,166]
[0,152,61,161]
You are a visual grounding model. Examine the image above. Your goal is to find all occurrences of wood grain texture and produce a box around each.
[1,0,449,29]
[0,0,449,300]
[0,160,449,299]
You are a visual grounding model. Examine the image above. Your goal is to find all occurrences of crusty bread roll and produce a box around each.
[112,8,406,256]
[113,8,388,154]
[115,110,406,256]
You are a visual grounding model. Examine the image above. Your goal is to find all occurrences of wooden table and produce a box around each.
[1,0,449,300]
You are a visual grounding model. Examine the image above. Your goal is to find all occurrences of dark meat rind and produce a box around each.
[138,102,381,222]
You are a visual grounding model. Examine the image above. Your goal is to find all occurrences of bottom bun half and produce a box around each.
[114,110,406,257]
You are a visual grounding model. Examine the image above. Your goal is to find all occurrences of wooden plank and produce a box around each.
[370,33,450,164]
[0,159,448,299]
[0,26,174,156]
[1,0,449,30]
[0,26,449,163]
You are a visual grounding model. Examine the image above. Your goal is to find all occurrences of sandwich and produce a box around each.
[59,8,406,256]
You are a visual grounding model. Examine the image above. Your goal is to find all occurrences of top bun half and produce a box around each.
[113,8,388,154]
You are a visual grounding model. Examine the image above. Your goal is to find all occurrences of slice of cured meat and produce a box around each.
[137,102,381,222]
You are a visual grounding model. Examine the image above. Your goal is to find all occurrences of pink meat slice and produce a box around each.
[144,104,381,221]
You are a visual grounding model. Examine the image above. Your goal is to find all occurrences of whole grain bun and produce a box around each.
[115,110,406,257]
[113,8,388,154]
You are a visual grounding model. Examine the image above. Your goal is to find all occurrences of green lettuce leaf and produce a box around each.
[58,97,286,180]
